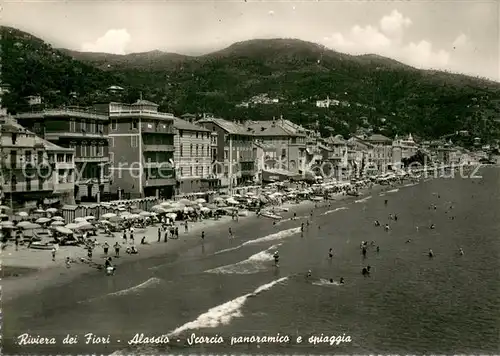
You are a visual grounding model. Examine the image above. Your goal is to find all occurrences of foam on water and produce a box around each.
[386,188,400,193]
[205,244,281,274]
[276,215,307,225]
[312,278,342,287]
[403,182,418,188]
[321,207,348,215]
[214,227,301,255]
[168,276,289,336]
[354,196,372,203]
[80,277,162,303]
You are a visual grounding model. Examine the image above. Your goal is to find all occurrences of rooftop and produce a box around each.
[366,134,392,142]
[132,99,159,107]
[198,118,251,135]
[173,118,209,132]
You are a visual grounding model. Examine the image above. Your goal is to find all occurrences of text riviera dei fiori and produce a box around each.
[17,332,352,346]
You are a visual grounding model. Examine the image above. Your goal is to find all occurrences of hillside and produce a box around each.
[2,27,500,144]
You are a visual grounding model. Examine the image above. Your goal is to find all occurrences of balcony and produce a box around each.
[74,156,109,163]
[2,181,54,193]
[16,109,108,121]
[45,131,106,140]
[145,178,176,187]
[141,125,174,134]
[111,110,175,121]
[143,144,174,152]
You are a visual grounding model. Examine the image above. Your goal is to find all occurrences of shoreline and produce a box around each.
[1,179,410,302]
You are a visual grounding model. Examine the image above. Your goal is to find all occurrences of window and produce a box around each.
[130,121,138,130]
[190,144,193,156]
[196,145,199,157]
[190,166,193,176]
[131,136,139,147]
[196,132,199,139]
[65,154,72,163]
[25,151,32,163]
[57,154,64,163]
[111,120,117,130]
[180,167,184,176]
[109,137,115,147]
[98,123,104,133]
[98,145,104,157]
[180,144,183,157]
[70,120,76,132]
[179,130,183,138]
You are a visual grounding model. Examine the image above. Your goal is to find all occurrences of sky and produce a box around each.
[2,0,499,81]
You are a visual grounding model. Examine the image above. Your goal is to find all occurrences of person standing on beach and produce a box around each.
[184,220,188,233]
[122,230,127,243]
[328,248,333,259]
[103,242,109,256]
[201,231,205,240]
[228,227,233,239]
[51,247,56,261]
[65,257,71,268]
[114,242,120,257]
[130,227,134,243]
[158,227,161,242]
[164,229,168,243]
[175,226,179,238]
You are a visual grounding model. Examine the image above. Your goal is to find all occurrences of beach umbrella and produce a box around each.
[178,198,192,206]
[55,226,73,235]
[99,220,113,225]
[17,212,29,218]
[226,198,238,205]
[213,197,224,202]
[50,221,65,227]
[21,223,41,230]
[195,198,206,204]
[1,221,14,227]
[35,217,51,224]
[108,216,122,222]
[200,207,210,213]
[160,201,173,207]
[34,209,45,214]
[183,207,194,213]
[74,217,88,223]
[0,213,8,219]
[117,207,126,212]
[65,223,80,230]
[139,211,152,217]
[151,206,167,213]
[76,222,95,231]
[205,203,217,210]
[246,192,255,196]
[51,216,64,221]
[126,214,140,220]
[85,215,96,220]
[166,212,177,220]
[102,213,117,219]
[0,205,11,210]
[46,208,58,213]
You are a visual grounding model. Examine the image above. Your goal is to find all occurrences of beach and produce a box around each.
[4,169,498,354]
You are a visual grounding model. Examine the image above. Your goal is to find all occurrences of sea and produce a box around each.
[3,166,500,355]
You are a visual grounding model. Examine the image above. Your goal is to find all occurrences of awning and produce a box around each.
[262,169,301,182]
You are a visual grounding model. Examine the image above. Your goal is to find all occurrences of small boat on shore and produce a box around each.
[30,242,54,250]
[260,212,282,220]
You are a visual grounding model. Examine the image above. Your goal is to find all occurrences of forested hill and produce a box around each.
[2,26,500,144]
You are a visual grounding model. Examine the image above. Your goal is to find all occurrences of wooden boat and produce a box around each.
[30,242,54,250]
[260,212,282,220]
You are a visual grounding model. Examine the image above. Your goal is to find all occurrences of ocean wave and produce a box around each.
[213,227,301,255]
[321,207,348,215]
[80,277,162,303]
[168,276,289,336]
[386,188,400,193]
[205,244,281,274]
[276,215,307,225]
[312,278,342,287]
[354,196,372,203]
[403,182,418,188]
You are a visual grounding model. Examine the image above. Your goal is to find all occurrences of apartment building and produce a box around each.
[347,136,375,176]
[15,107,109,202]
[96,100,176,199]
[173,118,219,194]
[364,134,394,172]
[197,118,255,189]
[0,118,75,207]
[392,133,418,169]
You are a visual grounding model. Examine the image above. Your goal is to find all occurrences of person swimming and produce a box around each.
[406,239,412,243]
[228,227,233,238]
[428,249,434,258]
[362,246,367,258]
[430,224,435,229]
[306,270,312,278]
[376,246,380,253]
[293,212,297,220]
[328,248,333,258]
[374,220,380,226]
[459,248,464,256]
[384,199,388,205]
[384,224,390,231]
[329,278,334,283]
[394,214,398,221]
[301,222,304,232]
[339,277,345,284]
[273,251,280,266]
[389,214,394,220]
[362,266,371,277]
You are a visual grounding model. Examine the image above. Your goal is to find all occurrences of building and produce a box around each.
[316,96,340,108]
[364,134,394,172]
[392,133,418,169]
[0,118,75,208]
[96,100,176,199]
[244,118,307,174]
[15,107,109,202]
[347,136,375,176]
[173,117,219,194]
[197,118,255,190]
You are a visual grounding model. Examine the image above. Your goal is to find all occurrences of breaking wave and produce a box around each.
[214,227,301,255]
[206,244,281,274]
[312,278,342,287]
[80,277,162,303]
[386,188,400,193]
[354,196,372,203]
[321,207,348,215]
[168,277,289,336]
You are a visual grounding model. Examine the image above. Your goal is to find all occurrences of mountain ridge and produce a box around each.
[1,26,500,145]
